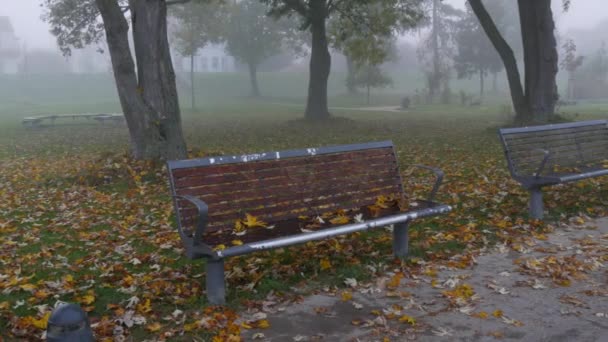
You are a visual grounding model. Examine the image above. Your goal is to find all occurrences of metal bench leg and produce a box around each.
[393,222,409,258]
[206,259,226,305]
[529,187,544,220]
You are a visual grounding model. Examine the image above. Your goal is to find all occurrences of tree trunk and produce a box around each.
[469,0,527,122]
[96,0,187,160]
[248,61,261,97]
[518,0,558,123]
[305,0,331,120]
[190,53,195,110]
[429,0,440,102]
[345,53,357,95]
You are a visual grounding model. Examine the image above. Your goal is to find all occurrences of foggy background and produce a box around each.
[1,0,607,117]
[2,0,607,60]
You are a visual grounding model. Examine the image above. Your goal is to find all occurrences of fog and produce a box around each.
[1,0,608,51]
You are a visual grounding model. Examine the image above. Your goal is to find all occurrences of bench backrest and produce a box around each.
[167,141,405,235]
[499,120,608,176]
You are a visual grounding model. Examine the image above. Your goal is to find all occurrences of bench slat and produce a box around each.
[504,129,608,148]
[173,152,396,189]
[502,123,607,140]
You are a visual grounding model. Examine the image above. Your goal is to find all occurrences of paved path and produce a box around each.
[242,218,608,341]
[267,102,408,113]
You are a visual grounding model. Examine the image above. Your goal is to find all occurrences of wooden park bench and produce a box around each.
[167,141,452,304]
[499,120,608,219]
[22,113,124,127]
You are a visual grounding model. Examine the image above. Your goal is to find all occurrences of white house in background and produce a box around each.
[173,43,236,73]
[69,45,112,74]
[0,16,21,74]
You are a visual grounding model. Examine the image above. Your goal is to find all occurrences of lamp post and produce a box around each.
[46,303,94,342]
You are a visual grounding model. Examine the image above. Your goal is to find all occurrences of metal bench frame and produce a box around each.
[499,120,608,219]
[167,141,452,304]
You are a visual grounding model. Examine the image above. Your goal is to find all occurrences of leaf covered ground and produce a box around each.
[0,104,606,340]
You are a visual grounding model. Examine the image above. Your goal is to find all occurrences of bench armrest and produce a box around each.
[411,164,445,202]
[173,195,208,246]
[532,148,551,177]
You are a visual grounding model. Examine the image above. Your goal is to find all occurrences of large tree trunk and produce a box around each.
[469,0,558,124]
[305,0,331,120]
[518,0,558,123]
[429,0,440,102]
[469,0,527,122]
[248,61,261,97]
[96,0,187,160]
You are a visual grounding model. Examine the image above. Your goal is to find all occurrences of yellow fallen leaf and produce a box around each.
[329,215,349,225]
[243,213,267,228]
[183,322,199,332]
[257,319,270,329]
[341,291,353,301]
[231,240,243,246]
[0,301,9,310]
[30,312,51,330]
[375,195,391,208]
[137,298,152,313]
[19,284,37,292]
[387,273,403,289]
[473,311,488,319]
[80,293,95,305]
[146,322,162,332]
[320,258,331,271]
[493,310,503,318]
[398,314,416,325]
[234,220,245,234]
[213,244,227,251]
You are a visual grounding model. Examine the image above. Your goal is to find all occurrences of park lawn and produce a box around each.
[1,84,608,340]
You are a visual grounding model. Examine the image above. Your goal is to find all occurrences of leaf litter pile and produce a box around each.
[0,117,607,340]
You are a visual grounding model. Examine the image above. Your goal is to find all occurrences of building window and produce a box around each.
[212,56,219,70]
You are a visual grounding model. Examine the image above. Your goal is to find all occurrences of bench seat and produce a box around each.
[499,120,608,219]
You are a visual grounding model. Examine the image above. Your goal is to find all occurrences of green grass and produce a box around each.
[0,72,607,339]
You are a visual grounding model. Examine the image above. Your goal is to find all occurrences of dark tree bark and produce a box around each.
[469,0,558,124]
[96,0,187,160]
[518,0,558,123]
[429,0,440,102]
[248,61,261,97]
[305,0,331,120]
[469,0,526,121]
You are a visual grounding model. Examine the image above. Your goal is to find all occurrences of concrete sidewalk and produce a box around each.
[242,218,608,341]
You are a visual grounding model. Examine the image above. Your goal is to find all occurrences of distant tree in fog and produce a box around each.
[221,0,301,97]
[328,1,423,96]
[262,0,424,120]
[560,39,584,100]
[417,0,462,104]
[453,5,502,100]
[171,0,224,109]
